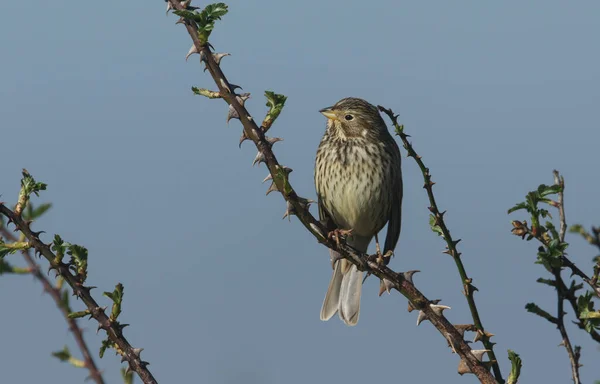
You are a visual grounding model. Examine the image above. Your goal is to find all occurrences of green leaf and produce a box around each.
[52,235,68,264]
[52,345,71,362]
[525,302,557,323]
[99,339,114,359]
[261,91,287,131]
[537,183,562,197]
[577,291,600,333]
[24,202,52,220]
[581,311,600,319]
[104,283,124,321]
[20,169,47,198]
[507,202,528,214]
[172,9,197,20]
[507,349,522,384]
[68,244,88,282]
[0,240,30,259]
[273,167,292,196]
[0,259,30,275]
[536,277,556,287]
[60,289,71,312]
[68,309,91,319]
[121,367,134,384]
[429,214,443,237]
[175,3,229,43]
[0,241,19,259]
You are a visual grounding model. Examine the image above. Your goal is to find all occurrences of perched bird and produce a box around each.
[315,97,403,326]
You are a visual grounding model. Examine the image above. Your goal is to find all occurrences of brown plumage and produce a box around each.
[315,97,403,326]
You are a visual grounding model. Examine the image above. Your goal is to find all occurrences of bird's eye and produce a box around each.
[344,114,354,121]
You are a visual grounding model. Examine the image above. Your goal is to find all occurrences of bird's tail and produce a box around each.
[320,250,364,326]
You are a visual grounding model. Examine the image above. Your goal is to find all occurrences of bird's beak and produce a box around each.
[319,107,338,121]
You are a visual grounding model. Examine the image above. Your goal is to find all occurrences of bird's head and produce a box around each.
[320,97,385,139]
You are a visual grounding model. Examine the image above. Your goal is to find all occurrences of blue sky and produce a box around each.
[1,1,599,383]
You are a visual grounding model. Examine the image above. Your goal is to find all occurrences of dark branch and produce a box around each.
[166,1,499,382]
[0,204,158,384]
[378,106,503,383]
[0,225,105,384]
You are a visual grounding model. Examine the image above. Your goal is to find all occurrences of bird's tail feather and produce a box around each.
[338,262,363,326]
[320,253,364,326]
[320,250,344,321]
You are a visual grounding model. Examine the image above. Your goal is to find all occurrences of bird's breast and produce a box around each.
[315,140,393,236]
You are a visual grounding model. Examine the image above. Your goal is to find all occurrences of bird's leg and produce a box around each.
[327,228,353,248]
[374,233,395,295]
[375,233,382,260]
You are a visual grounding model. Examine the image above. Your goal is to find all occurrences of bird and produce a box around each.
[315,97,403,326]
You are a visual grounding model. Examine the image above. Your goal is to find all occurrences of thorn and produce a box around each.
[416,310,427,326]
[309,223,325,240]
[282,198,314,220]
[185,44,199,61]
[431,304,451,316]
[133,348,144,357]
[205,53,231,71]
[166,1,173,14]
[117,323,130,331]
[262,166,293,183]
[265,137,283,146]
[239,131,250,147]
[473,329,495,343]
[265,182,279,195]
[229,83,242,93]
[252,151,266,167]
[454,324,477,338]
[96,324,103,334]
[378,278,395,296]
[402,270,420,284]
[457,350,491,375]
[219,79,230,93]
[125,366,132,375]
[121,355,128,363]
[226,93,251,123]
[226,105,239,123]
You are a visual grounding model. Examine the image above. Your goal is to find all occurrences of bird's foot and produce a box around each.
[327,228,353,248]
[376,250,394,296]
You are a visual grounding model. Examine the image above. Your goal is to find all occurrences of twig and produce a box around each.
[553,170,582,383]
[166,1,498,382]
[0,226,105,384]
[0,204,157,384]
[378,106,503,383]
[553,269,581,384]
[553,171,566,243]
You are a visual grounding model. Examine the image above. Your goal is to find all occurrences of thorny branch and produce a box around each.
[0,223,105,384]
[0,204,157,384]
[166,1,500,382]
[552,171,581,384]
[378,106,503,382]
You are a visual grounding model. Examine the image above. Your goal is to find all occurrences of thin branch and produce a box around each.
[554,268,582,384]
[165,1,498,382]
[378,106,503,382]
[553,170,582,383]
[554,170,567,243]
[0,226,105,384]
[0,205,157,384]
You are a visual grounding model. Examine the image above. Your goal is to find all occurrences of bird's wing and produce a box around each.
[317,194,337,232]
[384,165,403,255]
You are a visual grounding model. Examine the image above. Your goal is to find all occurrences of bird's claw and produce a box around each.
[327,228,353,248]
